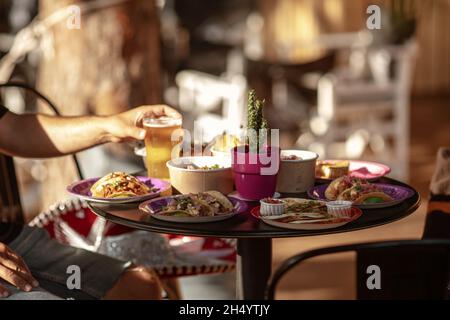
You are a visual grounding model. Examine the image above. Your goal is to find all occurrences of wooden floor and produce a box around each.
[272,95,450,299]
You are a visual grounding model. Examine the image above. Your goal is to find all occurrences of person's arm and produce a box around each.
[0,105,180,158]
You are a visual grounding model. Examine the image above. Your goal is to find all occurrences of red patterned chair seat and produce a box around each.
[29,198,236,278]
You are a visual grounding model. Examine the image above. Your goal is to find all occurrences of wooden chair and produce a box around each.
[175,69,247,142]
[297,40,417,180]
[266,239,450,300]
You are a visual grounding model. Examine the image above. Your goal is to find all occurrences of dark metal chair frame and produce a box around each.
[0,153,24,224]
[266,239,450,300]
[0,82,84,224]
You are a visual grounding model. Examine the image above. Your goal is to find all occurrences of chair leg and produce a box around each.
[161,278,183,300]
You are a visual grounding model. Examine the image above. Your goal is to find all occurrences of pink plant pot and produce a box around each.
[231,145,280,200]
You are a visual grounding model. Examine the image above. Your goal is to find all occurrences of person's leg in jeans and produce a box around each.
[2,226,162,300]
[3,283,62,300]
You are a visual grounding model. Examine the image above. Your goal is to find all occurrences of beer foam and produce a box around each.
[143,116,182,127]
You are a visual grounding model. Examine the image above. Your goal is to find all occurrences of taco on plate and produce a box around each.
[324,176,369,200]
[158,191,233,217]
[336,183,393,204]
[90,172,152,198]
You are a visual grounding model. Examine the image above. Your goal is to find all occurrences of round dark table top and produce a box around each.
[87,177,420,239]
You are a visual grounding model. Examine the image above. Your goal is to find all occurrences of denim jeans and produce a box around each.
[1,226,131,300]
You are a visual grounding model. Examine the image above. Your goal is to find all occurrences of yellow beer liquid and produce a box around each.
[144,117,182,182]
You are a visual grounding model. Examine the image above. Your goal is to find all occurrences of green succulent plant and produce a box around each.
[246,89,269,153]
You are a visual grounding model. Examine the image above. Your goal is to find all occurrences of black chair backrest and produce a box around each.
[423,194,450,240]
[267,239,450,300]
[422,148,450,240]
[0,82,84,224]
[0,154,24,224]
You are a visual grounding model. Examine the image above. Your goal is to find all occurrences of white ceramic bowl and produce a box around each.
[166,156,234,194]
[326,200,353,218]
[276,150,318,193]
[259,199,286,217]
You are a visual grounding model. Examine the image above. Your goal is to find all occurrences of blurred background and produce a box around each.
[1,0,449,299]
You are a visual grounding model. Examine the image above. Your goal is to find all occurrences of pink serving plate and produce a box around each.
[316,160,391,181]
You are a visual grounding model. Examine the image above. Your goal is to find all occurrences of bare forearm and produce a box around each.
[0,112,110,158]
[0,104,180,158]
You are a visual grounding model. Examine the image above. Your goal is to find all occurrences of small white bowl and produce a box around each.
[166,156,234,194]
[277,150,318,193]
[326,200,353,218]
[260,199,286,217]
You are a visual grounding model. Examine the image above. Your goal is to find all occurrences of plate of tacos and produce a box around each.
[252,198,362,230]
[139,191,247,223]
[307,176,415,209]
[67,172,171,204]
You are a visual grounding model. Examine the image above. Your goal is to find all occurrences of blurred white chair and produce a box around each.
[175,69,247,143]
[298,40,417,180]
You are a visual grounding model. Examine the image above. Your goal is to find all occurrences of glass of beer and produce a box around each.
[143,116,182,180]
